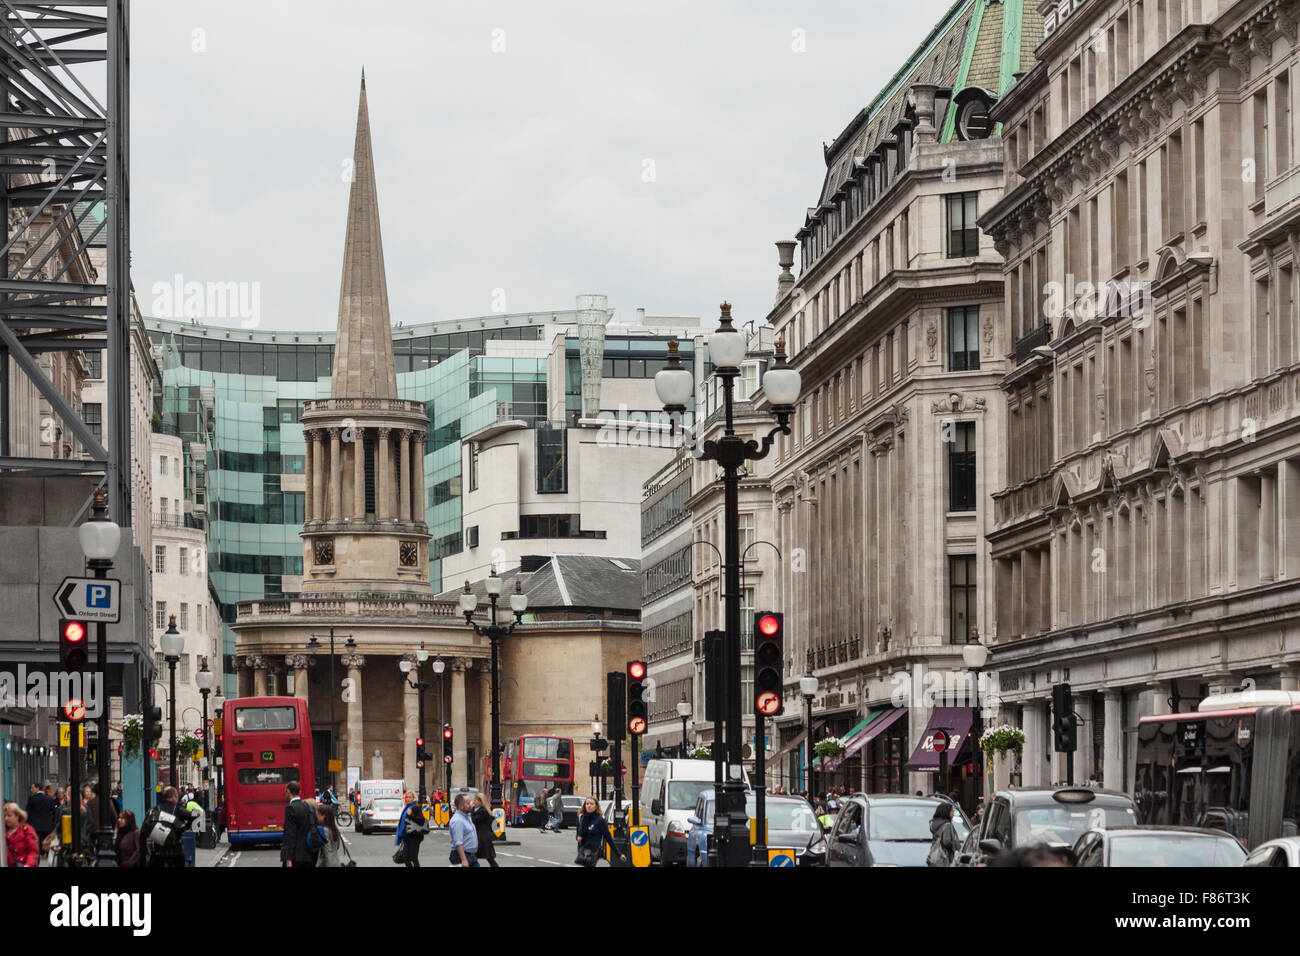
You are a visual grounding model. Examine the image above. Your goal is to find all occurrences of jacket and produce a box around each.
[470,805,496,859]
[24,791,56,835]
[395,802,427,846]
[929,817,956,864]
[577,813,617,855]
[6,822,40,867]
[141,801,194,861]
[116,828,141,867]
[281,798,318,865]
[549,791,564,814]
[315,830,344,868]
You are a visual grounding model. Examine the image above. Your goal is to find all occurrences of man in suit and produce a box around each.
[281,780,318,867]
[25,783,56,848]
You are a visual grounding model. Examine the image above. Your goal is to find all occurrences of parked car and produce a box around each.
[1073,826,1247,866]
[1242,836,1300,867]
[971,787,1139,866]
[825,794,971,867]
[357,797,405,834]
[685,791,822,866]
[952,826,982,866]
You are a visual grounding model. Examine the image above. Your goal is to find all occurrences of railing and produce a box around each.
[1265,164,1300,217]
[811,637,861,669]
[151,421,181,437]
[303,397,426,414]
[1013,323,1052,365]
[237,593,476,620]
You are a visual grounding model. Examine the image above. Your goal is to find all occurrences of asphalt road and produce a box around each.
[220,821,592,868]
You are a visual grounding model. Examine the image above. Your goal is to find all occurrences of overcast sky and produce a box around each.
[131,0,958,332]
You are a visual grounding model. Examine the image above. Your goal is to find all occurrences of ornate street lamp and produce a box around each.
[800,672,819,798]
[654,307,801,867]
[676,694,692,758]
[963,629,990,805]
[160,616,184,798]
[400,646,434,803]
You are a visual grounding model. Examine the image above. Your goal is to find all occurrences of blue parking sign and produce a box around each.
[768,849,795,867]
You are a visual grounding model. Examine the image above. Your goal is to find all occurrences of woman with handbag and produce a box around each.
[926,801,957,867]
[575,797,624,868]
[312,804,354,867]
[394,791,428,868]
[471,793,499,867]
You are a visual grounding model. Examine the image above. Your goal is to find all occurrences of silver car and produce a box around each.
[357,797,405,834]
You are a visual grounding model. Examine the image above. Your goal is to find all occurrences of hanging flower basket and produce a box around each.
[979,725,1025,758]
[175,735,201,762]
[690,747,711,760]
[120,713,143,759]
[813,736,846,762]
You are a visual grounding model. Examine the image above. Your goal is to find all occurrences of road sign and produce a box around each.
[214,717,223,736]
[492,807,505,837]
[756,690,781,716]
[54,576,121,623]
[768,848,796,867]
[62,699,86,722]
[58,722,86,747]
[629,825,650,868]
[328,759,343,773]
[931,730,949,754]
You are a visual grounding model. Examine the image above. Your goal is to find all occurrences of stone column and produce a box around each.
[1074,694,1094,784]
[304,431,317,522]
[353,425,367,518]
[451,658,469,788]
[413,432,426,523]
[311,430,325,522]
[1103,690,1123,790]
[478,661,493,787]
[286,654,310,705]
[403,657,419,788]
[377,427,392,520]
[1280,665,1300,691]
[399,430,412,522]
[342,654,366,775]
[330,427,343,521]
[251,655,268,696]
[1022,700,1047,788]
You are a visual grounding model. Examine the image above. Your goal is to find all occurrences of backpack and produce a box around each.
[146,807,182,850]
[926,822,953,867]
[306,824,328,850]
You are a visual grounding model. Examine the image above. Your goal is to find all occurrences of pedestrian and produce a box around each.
[24,782,55,849]
[185,792,205,833]
[280,780,317,868]
[536,787,552,832]
[140,786,193,868]
[448,793,479,867]
[394,790,428,867]
[318,785,337,806]
[4,802,40,867]
[81,784,97,848]
[549,786,565,832]
[575,796,624,867]
[312,804,349,867]
[111,787,123,815]
[471,793,499,867]
[115,810,140,867]
[926,801,957,867]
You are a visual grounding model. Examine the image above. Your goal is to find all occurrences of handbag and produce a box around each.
[575,845,600,867]
[341,839,357,868]
[392,843,409,865]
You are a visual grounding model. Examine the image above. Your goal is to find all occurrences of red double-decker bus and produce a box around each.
[221,696,315,845]
[488,734,575,822]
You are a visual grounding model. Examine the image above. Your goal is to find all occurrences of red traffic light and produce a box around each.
[416,736,424,748]
[63,621,86,642]
[442,727,453,740]
[627,660,646,680]
[757,614,780,637]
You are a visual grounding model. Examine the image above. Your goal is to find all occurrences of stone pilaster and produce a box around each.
[311,430,325,522]
[399,430,412,522]
[342,654,366,774]
[251,655,268,696]
[286,654,311,704]
[1074,694,1094,783]
[451,658,469,788]
[478,660,493,784]
[377,427,392,520]
[330,427,343,520]
[304,430,316,521]
[1102,690,1123,790]
[413,433,426,523]
[353,425,367,518]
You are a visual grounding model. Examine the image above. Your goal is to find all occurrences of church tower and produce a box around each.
[300,75,430,593]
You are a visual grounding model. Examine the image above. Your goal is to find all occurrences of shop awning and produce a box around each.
[904,707,975,772]
[769,728,809,764]
[824,708,898,771]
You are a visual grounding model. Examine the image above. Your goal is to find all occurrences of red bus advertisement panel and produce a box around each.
[221,696,315,844]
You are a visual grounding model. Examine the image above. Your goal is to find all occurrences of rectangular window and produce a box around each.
[948,421,976,512]
[949,555,977,644]
[948,306,980,371]
[946,193,979,257]
[536,424,567,494]
[179,546,188,575]
[154,545,166,574]
[82,402,102,443]
[740,586,755,650]
[159,455,167,476]
[83,350,103,379]
[1275,70,1291,176]
[466,525,479,549]
[179,655,190,683]
[159,498,168,519]
[737,512,755,559]
[155,602,167,630]
[179,603,188,630]
[1254,89,1269,203]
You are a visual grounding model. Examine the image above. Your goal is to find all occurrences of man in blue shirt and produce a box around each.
[449,794,479,867]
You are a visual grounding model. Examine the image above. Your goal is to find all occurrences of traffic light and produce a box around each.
[626,660,647,736]
[1052,683,1076,752]
[416,735,432,762]
[59,619,88,670]
[754,612,784,717]
[607,671,626,741]
[148,706,163,745]
[442,724,453,763]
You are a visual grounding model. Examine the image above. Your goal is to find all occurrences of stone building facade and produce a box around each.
[980,0,1300,790]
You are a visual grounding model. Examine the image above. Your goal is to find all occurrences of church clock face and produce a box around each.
[313,538,334,566]
[399,540,419,567]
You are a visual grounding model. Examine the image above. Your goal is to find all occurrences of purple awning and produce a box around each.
[904,707,974,771]
[825,708,908,771]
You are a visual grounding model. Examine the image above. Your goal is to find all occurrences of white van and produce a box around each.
[640,759,747,864]
[354,779,406,832]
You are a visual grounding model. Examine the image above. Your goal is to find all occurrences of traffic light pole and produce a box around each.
[70,721,81,860]
[753,712,766,863]
[90,557,116,866]
[630,733,639,826]
[416,674,427,804]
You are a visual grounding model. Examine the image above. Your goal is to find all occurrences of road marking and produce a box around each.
[228,851,240,867]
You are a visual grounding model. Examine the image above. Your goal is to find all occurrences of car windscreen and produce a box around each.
[1014,805,1137,846]
[1108,834,1245,867]
[668,781,713,810]
[746,800,820,832]
[234,706,296,731]
[868,804,941,841]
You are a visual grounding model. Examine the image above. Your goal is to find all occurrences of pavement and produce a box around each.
[206,821,596,867]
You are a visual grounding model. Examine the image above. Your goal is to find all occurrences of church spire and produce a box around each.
[331,74,398,400]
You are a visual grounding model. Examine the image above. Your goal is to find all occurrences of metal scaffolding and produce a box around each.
[0,1,130,526]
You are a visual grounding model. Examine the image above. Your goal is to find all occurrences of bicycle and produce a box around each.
[335,807,353,827]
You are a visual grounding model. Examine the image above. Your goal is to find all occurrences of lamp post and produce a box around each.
[962,629,990,808]
[432,658,447,800]
[460,570,527,807]
[677,694,692,758]
[400,647,432,804]
[308,630,356,797]
[78,487,120,867]
[196,660,215,843]
[160,616,184,797]
[800,672,819,799]
[655,309,801,867]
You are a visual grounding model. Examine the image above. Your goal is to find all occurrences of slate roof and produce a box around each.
[437,554,642,614]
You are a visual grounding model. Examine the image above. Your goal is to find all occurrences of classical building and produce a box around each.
[761,0,1040,801]
[233,78,642,797]
[980,0,1300,791]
